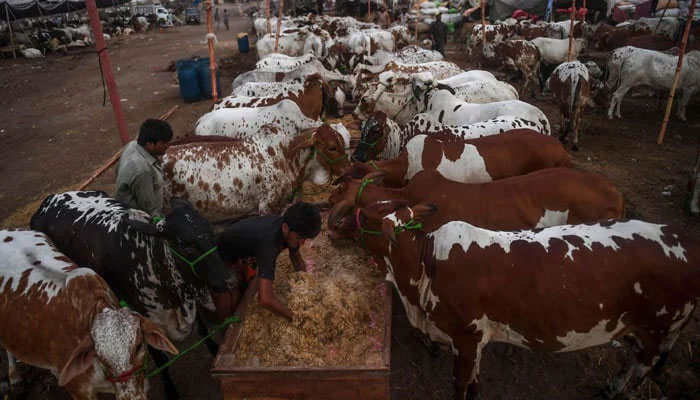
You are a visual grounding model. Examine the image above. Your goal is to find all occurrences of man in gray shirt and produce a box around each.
[115,119,173,218]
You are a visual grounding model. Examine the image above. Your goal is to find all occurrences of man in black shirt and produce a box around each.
[215,202,322,321]
[430,12,448,56]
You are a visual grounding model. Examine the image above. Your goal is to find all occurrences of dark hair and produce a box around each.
[283,202,321,239]
[137,119,173,146]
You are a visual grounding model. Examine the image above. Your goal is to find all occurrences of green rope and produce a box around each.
[313,145,348,165]
[355,178,374,205]
[144,316,241,378]
[167,245,219,279]
[369,160,379,171]
[393,219,423,234]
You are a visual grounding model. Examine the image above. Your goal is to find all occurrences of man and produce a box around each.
[214,7,220,30]
[223,9,229,31]
[317,0,324,15]
[215,202,322,321]
[378,6,391,29]
[115,119,172,218]
[430,12,448,56]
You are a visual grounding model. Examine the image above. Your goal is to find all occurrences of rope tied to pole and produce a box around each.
[200,33,218,44]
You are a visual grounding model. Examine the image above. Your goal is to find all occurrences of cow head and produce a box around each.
[59,307,177,399]
[328,171,389,238]
[295,124,351,185]
[353,111,389,162]
[124,199,237,293]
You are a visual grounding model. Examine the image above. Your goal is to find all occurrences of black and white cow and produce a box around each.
[30,191,236,398]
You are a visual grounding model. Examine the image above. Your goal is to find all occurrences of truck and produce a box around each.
[131,3,174,27]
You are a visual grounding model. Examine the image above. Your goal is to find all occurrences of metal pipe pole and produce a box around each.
[275,0,283,51]
[205,0,218,102]
[84,0,130,144]
[567,2,576,62]
[266,0,271,34]
[6,4,16,59]
[657,0,696,144]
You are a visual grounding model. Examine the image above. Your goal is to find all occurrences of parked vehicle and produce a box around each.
[185,7,201,24]
[132,3,174,27]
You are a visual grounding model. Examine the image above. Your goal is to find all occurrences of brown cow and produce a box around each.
[0,229,178,400]
[357,202,699,400]
[548,61,592,151]
[494,40,541,97]
[328,168,624,239]
[338,130,570,188]
[212,73,342,119]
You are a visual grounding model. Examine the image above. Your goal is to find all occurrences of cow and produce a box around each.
[409,75,551,134]
[327,167,623,240]
[356,202,699,400]
[355,72,518,122]
[530,37,585,66]
[338,131,570,188]
[255,52,317,72]
[608,50,700,120]
[469,23,517,58]
[353,60,462,100]
[494,40,541,97]
[231,78,305,97]
[163,125,351,220]
[30,192,236,399]
[0,229,178,400]
[517,21,566,40]
[212,73,343,118]
[230,59,355,94]
[548,61,592,151]
[353,111,548,162]
[256,29,328,59]
[363,45,444,66]
[194,100,323,137]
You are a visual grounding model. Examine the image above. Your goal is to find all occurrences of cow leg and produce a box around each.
[572,107,582,152]
[454,335,486,400]
[6,351,21,386]
[149,346,180,400]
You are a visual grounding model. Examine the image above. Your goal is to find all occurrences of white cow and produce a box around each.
[364,45,444,66]
[231,78,305,97]
[256,29,325,59]
[256,52,317,72]
[231,59,354,92]
[608,50,700,120]
[530,37,585,65]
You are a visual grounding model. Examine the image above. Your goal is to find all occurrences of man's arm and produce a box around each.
[288,247,307,272]
[258,278,293,321]
[131,170,161,217]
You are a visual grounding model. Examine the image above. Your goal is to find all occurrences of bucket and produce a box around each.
[176,59,202,103]
[196,58,222,100]
[237,33,249,53]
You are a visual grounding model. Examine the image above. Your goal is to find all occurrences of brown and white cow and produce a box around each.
[352,111,547,162]
[328,168,624,239]
[164,125,350,220]
[338,130,570,188]
[0,229,178,400]
[212,73,343,119]
[548,61,592,151]
[358,202,699,400]
[494,40,541,97]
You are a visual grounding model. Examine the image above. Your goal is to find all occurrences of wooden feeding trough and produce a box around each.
[212,279,393,400]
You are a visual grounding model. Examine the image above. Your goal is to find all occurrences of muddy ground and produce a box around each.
[1,11,699,400]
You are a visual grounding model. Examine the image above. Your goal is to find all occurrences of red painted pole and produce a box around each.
[206,0,218,102]
[84,0,130,145]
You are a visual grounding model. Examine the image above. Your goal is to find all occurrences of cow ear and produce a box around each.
[412,203,438,220]
[58,336,95,386]
[140,316,179,355]
[381,219,398,245]
[122,214,166,237]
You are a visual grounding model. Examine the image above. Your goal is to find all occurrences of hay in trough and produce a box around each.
[233,218,388,368]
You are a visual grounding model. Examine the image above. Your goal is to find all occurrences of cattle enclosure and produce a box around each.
[0,11,699,400]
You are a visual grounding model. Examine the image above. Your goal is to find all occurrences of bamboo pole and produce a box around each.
[205,0,218,102]
[275,0,283,52]
[76,105,179,191]
[414,1,419,42]
[481,0,486,46]
[657,0,696,144]
[85,0,130,145]
[6,4,16,59]
[265,0,271,35]
[567,2,576,62]
[368,0,371,22]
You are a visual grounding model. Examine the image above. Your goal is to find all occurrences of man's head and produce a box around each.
[436,13,442,21]
[138,119,173,156]
[282,202,322,248]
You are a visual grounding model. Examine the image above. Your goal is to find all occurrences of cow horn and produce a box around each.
[328,200,353,230]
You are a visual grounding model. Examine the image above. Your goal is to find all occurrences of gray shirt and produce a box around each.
[115,141,164,217]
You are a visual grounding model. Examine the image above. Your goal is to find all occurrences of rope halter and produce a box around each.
[167,245,219,279]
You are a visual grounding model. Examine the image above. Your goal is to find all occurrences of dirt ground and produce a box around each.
[1,11,699,400]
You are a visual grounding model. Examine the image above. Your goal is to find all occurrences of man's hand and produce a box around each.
[258,278,293,321]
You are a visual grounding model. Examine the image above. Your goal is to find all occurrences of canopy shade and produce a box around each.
[1,0,130,21]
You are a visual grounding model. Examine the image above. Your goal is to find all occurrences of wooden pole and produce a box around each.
[367,0,371,22]
[85,0,130,145]
[275,0,283,52]
[265,0,271,35]
[6,4,16,59]
[76,105,179,191]
[657,0,696,144]
[654,2,669,35]
[481,0,486,46]
[414,1,419,42]
[205,0,218,102]
[567,2,576,62]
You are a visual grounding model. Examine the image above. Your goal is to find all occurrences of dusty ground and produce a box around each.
[1,12,699,400]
